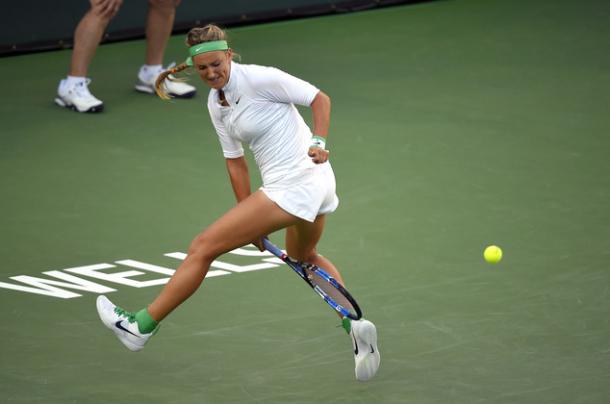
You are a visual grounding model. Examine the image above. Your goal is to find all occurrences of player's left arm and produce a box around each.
[309,91,331,164]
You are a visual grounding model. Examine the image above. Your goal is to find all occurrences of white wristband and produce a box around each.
[311,135,326,150]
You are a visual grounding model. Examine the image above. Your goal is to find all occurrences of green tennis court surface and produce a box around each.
[1,0,609,402]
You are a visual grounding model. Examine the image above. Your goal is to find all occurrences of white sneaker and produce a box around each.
[55,78,104,113]
[349,318,381,381]
[135,63,196,98]
[96,295,157,352]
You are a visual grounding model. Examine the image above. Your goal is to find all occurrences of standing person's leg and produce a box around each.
[144,0,177,66]
[135,0,196,97]
[55,0,122,112]
[71,0,122,77]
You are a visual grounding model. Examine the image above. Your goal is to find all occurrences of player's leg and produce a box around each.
[97,190,298,350]
[285,214,345,286]
[146,191,297,321]
[285,215,380,381]
[136,0,196,97]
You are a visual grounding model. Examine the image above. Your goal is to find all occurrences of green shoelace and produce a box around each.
[114,307,136,323]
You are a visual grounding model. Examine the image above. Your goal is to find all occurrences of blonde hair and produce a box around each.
[155,24,231,100]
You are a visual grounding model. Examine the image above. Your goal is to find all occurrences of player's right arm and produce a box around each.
[225,157,251,203]
[225,156,265,251]
[208,92,248,203]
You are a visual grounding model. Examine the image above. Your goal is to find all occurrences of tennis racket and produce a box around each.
[263,238,362,320]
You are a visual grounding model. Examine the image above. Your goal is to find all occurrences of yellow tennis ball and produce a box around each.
[484,245,503,264]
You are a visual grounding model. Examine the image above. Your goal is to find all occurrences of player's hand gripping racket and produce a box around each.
[263,239,362,320]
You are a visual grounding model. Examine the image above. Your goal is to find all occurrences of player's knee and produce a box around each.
[188,233,221,263]
[188,233,207,256]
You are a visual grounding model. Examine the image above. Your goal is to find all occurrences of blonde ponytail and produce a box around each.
[155,63,190,100]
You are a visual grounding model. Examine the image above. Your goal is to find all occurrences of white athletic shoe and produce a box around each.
[349,318,381,381]
[96,295,156,352]
[55,78,104,113]
[134,63,196,98]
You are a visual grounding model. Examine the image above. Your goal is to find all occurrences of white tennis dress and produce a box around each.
[207,62,339,222]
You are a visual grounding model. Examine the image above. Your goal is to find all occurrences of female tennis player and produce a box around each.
[96,24,380,381]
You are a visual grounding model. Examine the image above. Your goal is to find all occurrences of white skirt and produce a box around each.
[260,162,339,222]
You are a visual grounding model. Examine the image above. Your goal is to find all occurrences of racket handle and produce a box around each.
[262,238,284,259]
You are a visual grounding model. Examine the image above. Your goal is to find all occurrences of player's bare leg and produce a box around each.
[97,191,298,350]
[285,214,345,286]
[285,215,380,381]
[147,190,298,321]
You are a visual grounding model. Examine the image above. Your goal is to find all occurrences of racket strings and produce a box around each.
[303,266,358,317]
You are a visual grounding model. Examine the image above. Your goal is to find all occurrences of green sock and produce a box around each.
[341,317,352,335]
[135,308,158,334]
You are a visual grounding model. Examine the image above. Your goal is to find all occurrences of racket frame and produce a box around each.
[263,238,362,320]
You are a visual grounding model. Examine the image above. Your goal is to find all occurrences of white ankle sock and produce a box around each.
[139,64,163,81]
[65,75,86,87]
